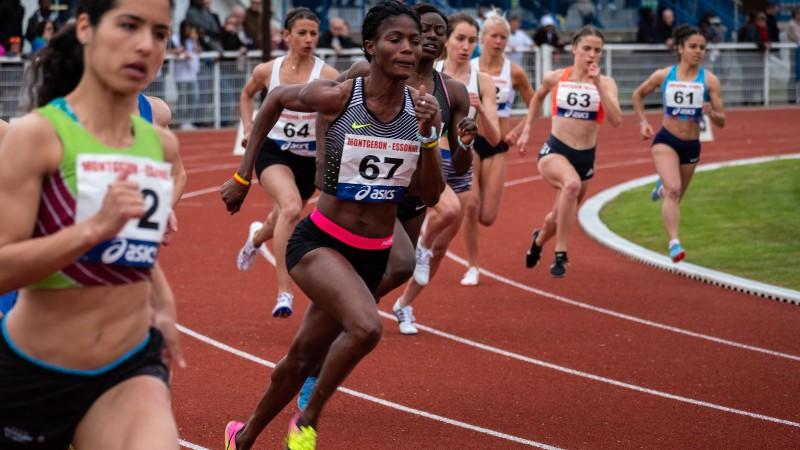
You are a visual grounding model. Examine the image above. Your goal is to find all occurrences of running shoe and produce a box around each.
[272,292,294,318]
[286,413,317,450]
[392,299,418,335]
[236,221,262,271]
[525,229,542,268]
[460,266,480,286]
[651,178,664,201]
[225,420,245,450]
[412,242,433,286]
[669,242,686,263]
[297,376,317,410]
[550,252,568,278]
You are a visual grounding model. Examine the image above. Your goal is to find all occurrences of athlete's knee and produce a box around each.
[461,194,480,218]
[662,183,681,201]
[278,198,304,222]
[478,207,499,227]
[276,352,318,381]
[348,315,383,351]
[561,179,582,198]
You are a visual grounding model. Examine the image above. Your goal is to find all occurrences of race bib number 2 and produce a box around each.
[337,134,419,203]
[76,154,173,268]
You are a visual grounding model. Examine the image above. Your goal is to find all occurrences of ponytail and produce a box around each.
[26,23,84,110]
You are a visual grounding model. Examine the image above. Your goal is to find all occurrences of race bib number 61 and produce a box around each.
[76,154,173,268]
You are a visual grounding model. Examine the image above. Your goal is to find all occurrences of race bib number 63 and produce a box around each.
[76,154,173,268]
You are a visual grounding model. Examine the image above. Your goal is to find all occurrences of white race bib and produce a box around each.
[268,110,317,157]
[76,154,173,268]
[664,81,704,119]
[556,82,600,120]
[336,134,419,203]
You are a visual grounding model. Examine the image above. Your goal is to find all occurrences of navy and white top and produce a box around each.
[322,77,420,204]
[661,65,709,122]
[471,57,515,118]
[267,55,325,156]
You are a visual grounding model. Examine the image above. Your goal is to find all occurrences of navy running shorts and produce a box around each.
[255,137,317,200]
[538,135,597,181]
[286,214,391,295]
[396,195,427,223]
[652,127,701,165]
[474,135,509,160]
[0,325,168,450]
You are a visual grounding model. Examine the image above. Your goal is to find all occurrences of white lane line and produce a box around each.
[373,312,800,429]
[444,251,800,363]
[176,324,560,449]
[179,439,209,449]
[185,163,240,175]
[181,186,221,200]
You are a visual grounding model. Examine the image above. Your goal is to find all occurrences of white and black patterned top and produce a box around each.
[320,77,421,204]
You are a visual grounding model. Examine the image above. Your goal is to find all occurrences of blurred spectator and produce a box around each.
[30,19,55,53]
[270,18,288,51]
[4,36,22,58]
[229,4,253,49]
[575,0,596,26]
[185,0,223,52]
[220,14,246,52]
[0,0,25,52]
[243,0,262,48]
[789,8,800,44]
[533,15,564,51]
[174,21,201,130]
[25,0,63,46]
[765,3,780,43]
[506,14,533,66]
[699,13,723,44]
[738,12,770,105]
[655,8,675,47]
[786,9,799,103]
[318,17,357,55]
[739,12,770,50]
[636,7,659,43]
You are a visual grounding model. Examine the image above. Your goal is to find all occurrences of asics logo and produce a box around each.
[355,186,372,201]
[101,239,128,264]
[351,122,371,130]
[100,238,157,266]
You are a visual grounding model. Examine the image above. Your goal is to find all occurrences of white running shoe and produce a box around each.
[392,299,418,335]
[272,292,294,318]
[237,221,263,271]
[413,243,433,286]
[460,266,480,286]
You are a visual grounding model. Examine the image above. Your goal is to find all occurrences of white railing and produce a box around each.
[1,44,797,126]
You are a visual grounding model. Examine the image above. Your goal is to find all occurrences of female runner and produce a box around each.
[220,2,443,448]
[632,25,725,262]
[0,0,183,447]
[235,7,338,318]
[460,9,536,285]
[517,26,622,277]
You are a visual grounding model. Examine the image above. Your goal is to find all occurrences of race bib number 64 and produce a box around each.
[76,154,173,268]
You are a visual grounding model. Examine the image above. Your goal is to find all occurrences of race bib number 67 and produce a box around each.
[76,154,173,268]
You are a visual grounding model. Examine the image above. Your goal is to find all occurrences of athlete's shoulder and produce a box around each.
[1,112,61,169]
[703,68,720,86]
[251,60,275,81]
[146,96,172,128]
[342,60,370,80]
[152,122,179,156]
[320,63,340,80]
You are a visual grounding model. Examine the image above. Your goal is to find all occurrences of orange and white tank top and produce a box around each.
[551,67,605,123]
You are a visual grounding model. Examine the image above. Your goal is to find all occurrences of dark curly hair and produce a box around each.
[26,0,174,110]
[361,0,421,62]
[412,3,448,31]
[284,7,319,31]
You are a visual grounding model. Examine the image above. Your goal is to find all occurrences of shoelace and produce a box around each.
[396,306,414,323]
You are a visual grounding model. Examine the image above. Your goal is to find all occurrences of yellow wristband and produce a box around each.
[420,140,438,149]
[233,172,251,186]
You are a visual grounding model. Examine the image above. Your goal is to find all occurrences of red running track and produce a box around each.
[163,108,800,449]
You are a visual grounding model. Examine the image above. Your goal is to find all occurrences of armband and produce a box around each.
[233,172,251,186]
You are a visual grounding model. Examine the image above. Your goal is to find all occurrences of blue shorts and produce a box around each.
[538,135,596,181]
[653,127,701,165]
[441,149,473,193]
[474,135,509,160]
[0,292,17,315]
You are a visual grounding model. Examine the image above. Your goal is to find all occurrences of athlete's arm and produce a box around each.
[444,78,474,175]
[149,100,185,206]
[411,86,445,207]
[704,71,726,128]
[336,60,370,82]
[516,69,559,152]
[632,67,668,139]
[239,62,272,138]
[595,74,622,128]
[0,119,8,142]
[319,64,341,81]
[0,115,144,292]
[150,262,186,369]
[476,72,501,146]
[505,63,537,146]
[147,96,172,128]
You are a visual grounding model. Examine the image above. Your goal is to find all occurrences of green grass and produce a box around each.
[600,159,800,290]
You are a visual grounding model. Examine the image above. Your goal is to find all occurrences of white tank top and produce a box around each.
[471,57,515,118]
[266,56,325,157]
[435,60,479,119]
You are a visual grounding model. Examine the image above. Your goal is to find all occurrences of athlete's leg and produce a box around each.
[538,155,582,252]
[73,376,177,450]
[234,303,342,450]
[419,185,460,249]
[374,219,416,300]
[290,248,384,429]
[252,208,277,247]
[536,196,561,248]
[259,165,305,295]
[651,144,683,241]
[678,163,698,199]
[477,152,508,226]
[461,152,482,268]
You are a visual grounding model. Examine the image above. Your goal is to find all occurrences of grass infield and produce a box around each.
[600,159,800,291]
